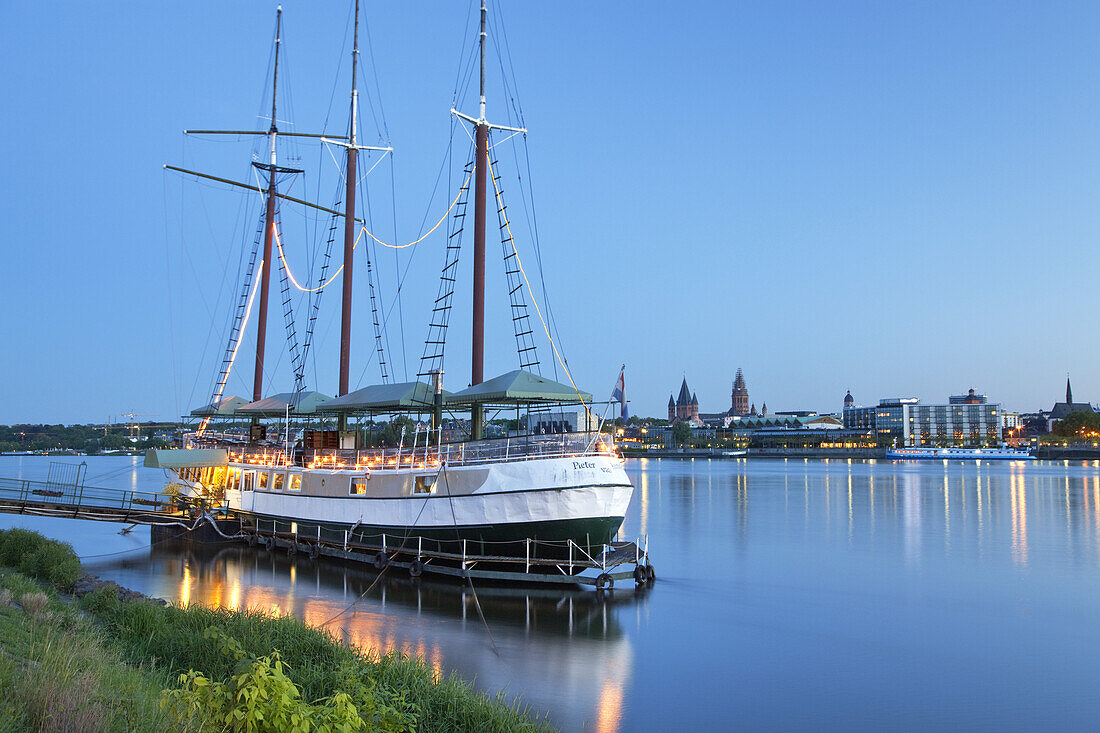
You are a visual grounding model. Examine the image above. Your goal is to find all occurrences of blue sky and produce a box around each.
[2,0,1099,425]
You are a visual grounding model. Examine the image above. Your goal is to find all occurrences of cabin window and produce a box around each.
[241,472,254,492]
[288,474,302,492]
[258,471,268,490]
[351,478,368,496]
[272,473,284,492]
[212,467,227,489]
[200,467,212,485]
[414,476,434,494]
[225,469,238,492]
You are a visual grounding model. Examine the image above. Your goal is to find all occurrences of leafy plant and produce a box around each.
[161,628,417,733]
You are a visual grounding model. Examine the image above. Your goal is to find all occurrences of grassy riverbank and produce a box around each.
[0,529,550,732]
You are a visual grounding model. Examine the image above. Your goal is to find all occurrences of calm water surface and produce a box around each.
[2,454,1100,731]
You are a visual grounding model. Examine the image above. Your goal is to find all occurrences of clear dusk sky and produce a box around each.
[3,1,1099,425]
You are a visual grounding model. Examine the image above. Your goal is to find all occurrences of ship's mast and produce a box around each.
[471,0,489,438]
[169,6,376,439]
[338,0,360,398]
[253,5,283,404]
[451,0,526,440]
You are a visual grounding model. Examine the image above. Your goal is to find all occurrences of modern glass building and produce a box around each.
[843,396,1001,446]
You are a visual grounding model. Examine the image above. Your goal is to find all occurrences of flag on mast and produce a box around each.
[611,365,629,422]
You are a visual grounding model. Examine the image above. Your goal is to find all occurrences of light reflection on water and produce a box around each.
[4,455,1100,730]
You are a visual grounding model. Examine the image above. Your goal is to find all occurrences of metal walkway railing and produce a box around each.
[0,477,205,526]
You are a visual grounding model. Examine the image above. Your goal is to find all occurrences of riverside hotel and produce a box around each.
[844,391,1000,446]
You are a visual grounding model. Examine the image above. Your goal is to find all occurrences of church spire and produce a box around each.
[1067,373,1073,404]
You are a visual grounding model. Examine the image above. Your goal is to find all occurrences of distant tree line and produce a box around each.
[0,424,175,454]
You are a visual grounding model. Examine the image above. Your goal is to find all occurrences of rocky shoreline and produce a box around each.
[70,573,167,606]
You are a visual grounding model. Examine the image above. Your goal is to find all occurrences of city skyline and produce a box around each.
[648,370,1081,423]
[4,1,1100,423]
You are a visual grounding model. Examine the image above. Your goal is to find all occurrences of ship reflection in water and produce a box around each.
[90,539,638,733]
[10,455,1100,730]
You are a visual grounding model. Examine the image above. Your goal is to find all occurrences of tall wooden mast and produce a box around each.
[452,0,526,440]
[338,0,361,397]
[470,0,489,439]
[472,0,488,392]
[169,6,373,437]
[253,6,283,403]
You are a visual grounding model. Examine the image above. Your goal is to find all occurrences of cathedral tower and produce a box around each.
[730,368,749,416]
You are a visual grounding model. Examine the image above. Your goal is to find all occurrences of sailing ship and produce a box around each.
[147,2,634,559]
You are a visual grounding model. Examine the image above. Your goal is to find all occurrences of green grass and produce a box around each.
[0,528,81,590]
[0,529,552,732]
[82,595,549,732]
[0,571,179,732]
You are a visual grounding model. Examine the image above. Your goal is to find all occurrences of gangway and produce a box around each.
[0,476,202,527]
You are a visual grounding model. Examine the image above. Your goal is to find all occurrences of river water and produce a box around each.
[2,454,1099,731]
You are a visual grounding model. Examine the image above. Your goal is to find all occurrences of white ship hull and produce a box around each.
[169,450,633,551]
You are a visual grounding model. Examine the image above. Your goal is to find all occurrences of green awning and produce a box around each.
[236,391,332,418]
[447,369,592,406]
[317,381,449,413]
[189,395,247,417]
[144,448,228,469]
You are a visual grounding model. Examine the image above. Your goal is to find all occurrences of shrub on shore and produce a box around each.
[0,527,81,590]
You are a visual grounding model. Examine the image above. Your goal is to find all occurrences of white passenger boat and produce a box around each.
[886,446,1035,461]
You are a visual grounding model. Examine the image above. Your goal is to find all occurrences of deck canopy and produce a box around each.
[317,381,451,414]
[144,448,228,469]
[447,369,592,406]
[235,391,332,418]
[189,395,247,417]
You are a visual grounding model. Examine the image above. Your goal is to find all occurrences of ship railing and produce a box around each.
[201,432,618,471]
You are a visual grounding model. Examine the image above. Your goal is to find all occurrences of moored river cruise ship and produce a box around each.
[886,446,1036,461]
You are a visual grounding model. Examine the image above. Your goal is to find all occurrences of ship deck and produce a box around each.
[190,431,619,472]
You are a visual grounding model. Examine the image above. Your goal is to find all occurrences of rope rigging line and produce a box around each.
[366,171,471,249]
[198,253,263,435]
[272,173,472,294]
[274,223,362,292]
[485,154,588,412]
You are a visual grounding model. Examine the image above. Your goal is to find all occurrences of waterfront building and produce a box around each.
[728,369,750,416]
[1046,375,1095,431]
[844,394,1001,446]
[668,377,702,426]
[751,427,876,451]
[726,413,842,430]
